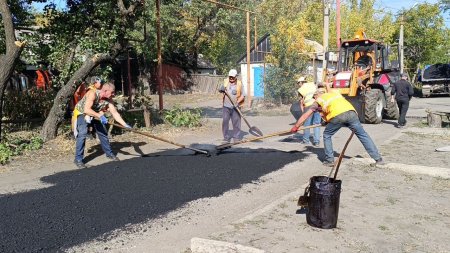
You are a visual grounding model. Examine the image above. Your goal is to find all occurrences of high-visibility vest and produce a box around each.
[297,82,317,107]
[316,92,355,121]
[35,70,50,90]
[223,79,244,106]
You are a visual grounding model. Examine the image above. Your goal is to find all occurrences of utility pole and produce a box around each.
[246,11,251,107]
[322,0,330,82]
[399,14,404,74]
[336,0,341,50]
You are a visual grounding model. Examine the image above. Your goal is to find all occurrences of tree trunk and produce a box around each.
[0,0,25,141]
[41,54,115,141]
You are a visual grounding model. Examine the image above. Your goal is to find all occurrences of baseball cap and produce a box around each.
[228,69,238,77]
[297,76,306,83]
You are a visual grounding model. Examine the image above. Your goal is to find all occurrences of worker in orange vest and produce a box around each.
[35,64,52,90]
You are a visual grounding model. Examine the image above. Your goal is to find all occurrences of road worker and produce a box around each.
[290,86,385,167]
[73,82,131,169]
[297,80,321,146]
[218,69,245,144]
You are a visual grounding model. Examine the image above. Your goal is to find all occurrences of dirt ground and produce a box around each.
[1,95,449,253]
[207,127,450,253]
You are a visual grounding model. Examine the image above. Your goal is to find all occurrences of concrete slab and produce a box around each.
[191,237,264,253]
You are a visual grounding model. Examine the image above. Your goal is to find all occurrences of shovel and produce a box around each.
[216,124,322,151]
[223,90,263,137]
[110,122,211,156]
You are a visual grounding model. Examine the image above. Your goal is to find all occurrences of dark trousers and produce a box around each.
[396,99,410,126]
[222,106,241,141]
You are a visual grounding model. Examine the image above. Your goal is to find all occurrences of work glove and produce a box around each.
[290,125,299,133]
[124,123,132,129]
[321,120,328,126]
[99,115,108,125]
[218,86,225,93]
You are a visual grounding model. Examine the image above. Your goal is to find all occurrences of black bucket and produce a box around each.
[306,176,342,229]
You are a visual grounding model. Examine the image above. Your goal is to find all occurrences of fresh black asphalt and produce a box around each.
[0,148,306,252]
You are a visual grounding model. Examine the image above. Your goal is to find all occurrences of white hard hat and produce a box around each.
[297,76,306,83]
[228,69,238,77]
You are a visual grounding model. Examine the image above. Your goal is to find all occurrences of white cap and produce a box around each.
[297,76,306,83]
[228,69,238,77]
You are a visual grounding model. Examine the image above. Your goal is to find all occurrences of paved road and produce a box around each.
[0,96,448,252]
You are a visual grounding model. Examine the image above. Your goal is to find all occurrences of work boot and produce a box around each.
[74,160,87,169]
[106,155,120,161]
[322,161,335,167]
[374,158,385,166]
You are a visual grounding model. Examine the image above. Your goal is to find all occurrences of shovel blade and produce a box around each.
[249,126,264,137]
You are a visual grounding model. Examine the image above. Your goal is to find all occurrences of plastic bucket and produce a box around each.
[306,176,342,229]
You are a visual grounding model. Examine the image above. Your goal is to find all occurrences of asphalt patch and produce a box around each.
[0,148,306,252]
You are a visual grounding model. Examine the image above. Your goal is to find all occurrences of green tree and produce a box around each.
[393,3,449,69]
[264,16,310,104]
[40,0,145,141]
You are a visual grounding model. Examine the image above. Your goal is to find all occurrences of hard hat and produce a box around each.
[228,69,238,77]
[297,76,306,83]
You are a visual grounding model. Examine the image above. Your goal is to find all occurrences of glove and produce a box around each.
[321,120,328,126]
[124,124,132,129]
[218,86,225,93]
[99,115,108,125]
[291,125,299,133]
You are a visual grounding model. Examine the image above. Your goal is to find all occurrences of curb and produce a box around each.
[352,158,450,179]
[190,237,264,253]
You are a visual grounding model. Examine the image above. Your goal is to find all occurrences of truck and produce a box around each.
[416,63,450,97]
[329,29,400,123]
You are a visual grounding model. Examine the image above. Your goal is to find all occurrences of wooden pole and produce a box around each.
[246,11,251,108]
[156,0,163,111]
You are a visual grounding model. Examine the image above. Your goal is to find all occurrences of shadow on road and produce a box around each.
[0,148,307,252]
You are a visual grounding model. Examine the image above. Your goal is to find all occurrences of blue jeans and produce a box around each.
[323,111,381,163]
[74,115,114,162]
[302,110,321,144]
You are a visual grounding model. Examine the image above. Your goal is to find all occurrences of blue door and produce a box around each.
[253,66,264,98]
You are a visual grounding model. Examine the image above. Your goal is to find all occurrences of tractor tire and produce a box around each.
[364,89,384,124]
[383,88,399,120]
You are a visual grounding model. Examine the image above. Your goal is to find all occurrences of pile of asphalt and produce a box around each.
[0,148,306,252]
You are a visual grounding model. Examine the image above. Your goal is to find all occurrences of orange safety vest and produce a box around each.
[35,70,51,90]
[316,92,356,121]
[223,79,244,106]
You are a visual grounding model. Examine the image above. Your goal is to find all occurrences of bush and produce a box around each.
[0,134,44,164]
[3,88,56,120]
[163,107,202,128]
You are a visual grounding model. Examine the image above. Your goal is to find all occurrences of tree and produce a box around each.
[40,0,144,141]
[393,3,449,69]
[0,0,27,141]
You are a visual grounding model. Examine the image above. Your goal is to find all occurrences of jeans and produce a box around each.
[222,106,241,141]
[323,111,381,163]
[397,99,409,126]
[302,110,321,144]
[75,115,114,162]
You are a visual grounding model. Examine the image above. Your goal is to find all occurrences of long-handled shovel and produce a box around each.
[223,90,264,137]
[327,131,355,180]
[216,124,322,151]
[111,122,211,156]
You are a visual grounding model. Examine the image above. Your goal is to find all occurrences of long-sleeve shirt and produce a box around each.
[391,79,414,101]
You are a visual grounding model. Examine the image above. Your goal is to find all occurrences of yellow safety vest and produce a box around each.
[297,82,316,107]
[223,79,244,106]
[316,92,355,121]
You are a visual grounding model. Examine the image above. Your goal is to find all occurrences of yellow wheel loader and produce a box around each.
[330,29,400,123]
